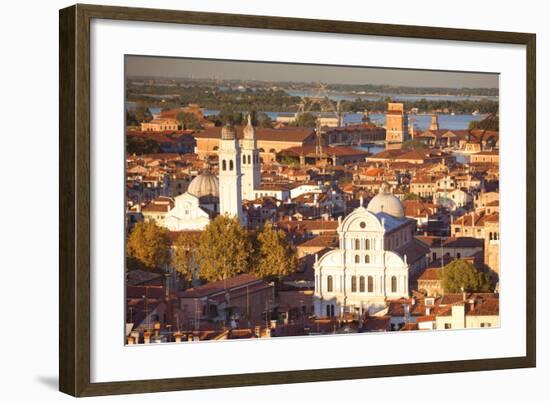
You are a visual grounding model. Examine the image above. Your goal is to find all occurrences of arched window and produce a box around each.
[368,276,374,292]
[248,155,251,164]
[351,276,357,292]
[243,154,246,164]
[364,254,370,264]
[391,276,397,293]
[327,275,333,292]
[229,160,234,171]
[365,238,370,250]
[354,255,360,264]
[222,160,227,171]
[359,276,365,292]
[489,232,493,240]
[355,238,360,250]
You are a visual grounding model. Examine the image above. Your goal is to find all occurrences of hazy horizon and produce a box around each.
[126,55,499,89]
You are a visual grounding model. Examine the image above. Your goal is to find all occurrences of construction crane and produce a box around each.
[296,82,344,128]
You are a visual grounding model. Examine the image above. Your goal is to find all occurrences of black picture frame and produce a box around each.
[59,3,536,397]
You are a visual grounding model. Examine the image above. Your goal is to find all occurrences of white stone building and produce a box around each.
[313,185,416,317]
[162,170,219,231]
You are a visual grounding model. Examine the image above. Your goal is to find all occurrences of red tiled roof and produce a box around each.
[297,234,339,249]
[418,268,441,281]
[179,274,265,298]
[362,316,390,331]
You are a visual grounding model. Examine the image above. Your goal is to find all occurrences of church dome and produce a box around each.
[367,183,404,218]
[243,114,256,140]
[187,170,219,198]
[221,123,236,140]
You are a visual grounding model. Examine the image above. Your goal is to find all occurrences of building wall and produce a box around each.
[195,137,316,161]
[385,103,409,143]
[435,313,500,330]
[484,220,500,275]
[140,118,179,132]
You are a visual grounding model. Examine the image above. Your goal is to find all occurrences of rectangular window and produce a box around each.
[444,323,452,329]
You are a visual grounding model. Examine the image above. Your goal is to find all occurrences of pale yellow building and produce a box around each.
[435,298,499,330]
[140,118,179,132]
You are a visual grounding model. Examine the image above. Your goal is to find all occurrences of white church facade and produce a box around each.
[313,185,417,318]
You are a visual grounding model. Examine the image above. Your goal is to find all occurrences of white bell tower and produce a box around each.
[241,114,261,201]
[218,123,244,224]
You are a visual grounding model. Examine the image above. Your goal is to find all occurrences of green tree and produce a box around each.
[253,222,298,280]
[255,111,273,128]
[291,112,317,128]
[468,113,499,131]
[441,259,491,293]
[195,215,252,281]
[218,108,244,126]
[126,136,161,155]
[403,192,421,201]
[172,231,200,282]
[126,221,170,270]
[402,139,428,150]
[176,111,202,130]
[133,106,152,123]
[279,155,298,166]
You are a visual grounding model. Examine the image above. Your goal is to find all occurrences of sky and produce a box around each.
[126,55,498,89]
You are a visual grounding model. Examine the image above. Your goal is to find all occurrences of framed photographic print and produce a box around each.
[59,3,536,397]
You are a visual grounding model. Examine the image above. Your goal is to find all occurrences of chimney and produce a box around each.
[462,288,467,302]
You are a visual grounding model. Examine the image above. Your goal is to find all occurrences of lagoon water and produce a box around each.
[285,89,498,103]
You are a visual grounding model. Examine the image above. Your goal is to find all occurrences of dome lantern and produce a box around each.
[366,182,404,218]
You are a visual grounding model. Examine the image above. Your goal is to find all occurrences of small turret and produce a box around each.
[243,114,256,140]
[221,122,236,140]
[429,114,439,131]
